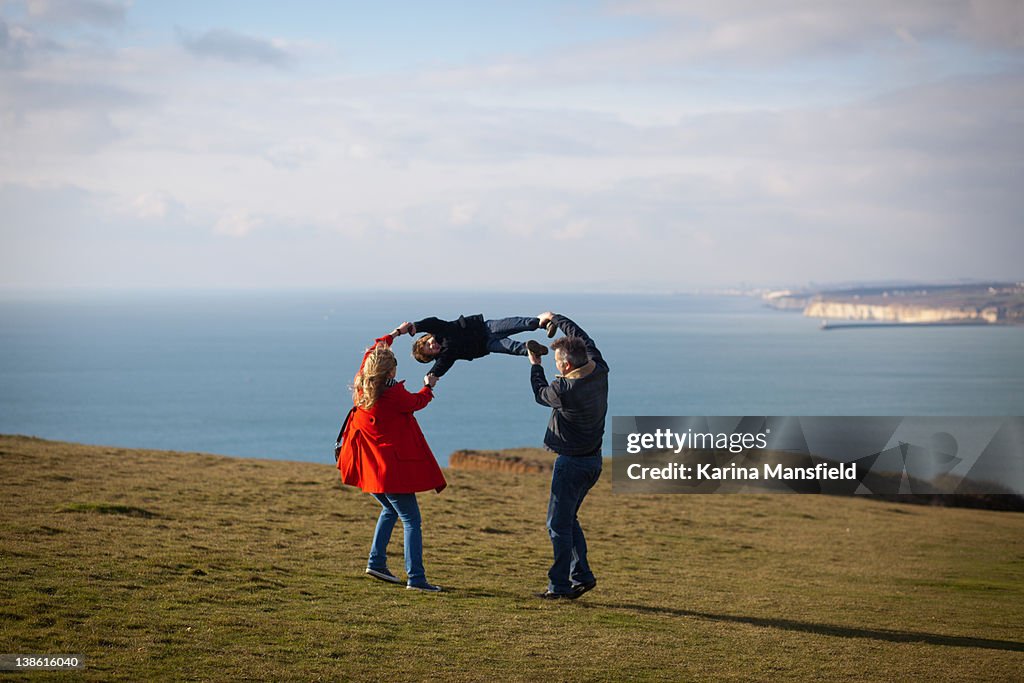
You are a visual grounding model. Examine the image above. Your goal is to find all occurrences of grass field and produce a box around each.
[2,435,1023,681]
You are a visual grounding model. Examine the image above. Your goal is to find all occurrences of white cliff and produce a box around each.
[804,301,1000,323]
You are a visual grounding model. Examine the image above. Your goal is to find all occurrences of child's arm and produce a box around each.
[428,356,455,379]
[411,317,446,336]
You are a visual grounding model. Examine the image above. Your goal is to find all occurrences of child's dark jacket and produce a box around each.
[413,313,489,378]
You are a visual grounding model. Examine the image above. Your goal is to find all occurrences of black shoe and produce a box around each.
[535,590,578,600]
[544,321,557,338]
[406,582,444,593]
[365,567,403,584]
[526,340,549,357]
[572,580,597,597]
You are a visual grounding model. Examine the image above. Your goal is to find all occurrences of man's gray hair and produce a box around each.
[551,336,588,367]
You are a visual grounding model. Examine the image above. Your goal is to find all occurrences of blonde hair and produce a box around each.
[352,342,397,409]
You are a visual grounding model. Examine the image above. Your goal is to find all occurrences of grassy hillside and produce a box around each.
[2,435,1023,681]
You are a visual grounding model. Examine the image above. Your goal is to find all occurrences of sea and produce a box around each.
[1,290,1022,467]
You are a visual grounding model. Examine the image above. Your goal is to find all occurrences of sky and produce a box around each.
[1,0,1023,292]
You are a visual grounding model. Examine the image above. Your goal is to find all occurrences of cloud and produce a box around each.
[0,107,123,154]
[0,2,1020,290]
[0,72,149,153]
[177,27,293,67]
[0,18,60,69]
[26,0,129,27]
[965,0,1024,48]
[131,191,182,220]
[450,202,477,226]
[214,210,262,237]
[552,218,590,241]
[405,0,1024,93]
[0,182,96,235]
[608,0,1024,54]
[263,140,315,169]
[2,75,149,112]
[347,142,375,160]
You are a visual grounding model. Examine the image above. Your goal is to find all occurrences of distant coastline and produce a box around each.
[762,282,1024,327]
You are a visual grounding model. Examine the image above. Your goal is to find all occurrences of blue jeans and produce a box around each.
[546,454,603,594]
[368,493,428,587]
[485,316,540,356]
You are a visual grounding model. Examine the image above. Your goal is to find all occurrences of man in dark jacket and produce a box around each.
[528,312,608,600]
[398,314,554,380]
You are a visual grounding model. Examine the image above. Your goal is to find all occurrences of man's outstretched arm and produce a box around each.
[550,314,607,369]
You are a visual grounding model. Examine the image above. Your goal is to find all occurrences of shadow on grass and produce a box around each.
[59,502,160,519]
[602,603,1024,652]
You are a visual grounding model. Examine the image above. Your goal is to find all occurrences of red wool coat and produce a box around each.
[337,336,447,494]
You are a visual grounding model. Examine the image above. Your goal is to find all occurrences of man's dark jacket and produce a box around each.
[531,314,609,456]
[413,314,490,379]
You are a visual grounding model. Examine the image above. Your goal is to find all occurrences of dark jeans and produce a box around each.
[484,316,540,356]
[546,453,602,594]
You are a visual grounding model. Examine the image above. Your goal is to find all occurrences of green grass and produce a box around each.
[2,435,1023,681]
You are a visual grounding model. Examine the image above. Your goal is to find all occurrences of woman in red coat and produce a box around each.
[337,330,446,592]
